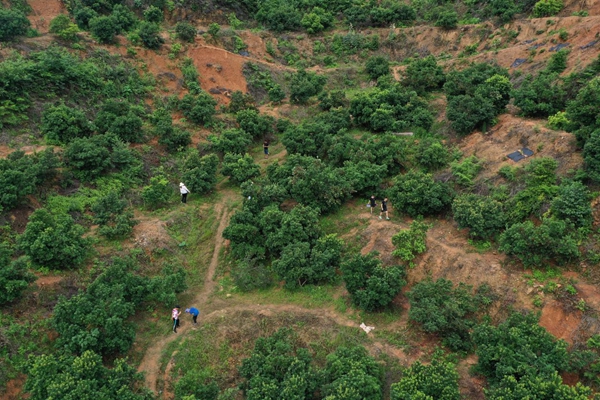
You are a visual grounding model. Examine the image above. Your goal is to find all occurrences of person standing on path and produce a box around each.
[379,198,390,220]
[185,307,200,325]
[172,305,181,333]
[179,182,190,204]
[369,195,377,214]
[263,139,269,158]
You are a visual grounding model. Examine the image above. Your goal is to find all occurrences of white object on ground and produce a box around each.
[360,323,375,333]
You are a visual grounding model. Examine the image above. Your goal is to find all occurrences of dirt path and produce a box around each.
[137,204,228,394]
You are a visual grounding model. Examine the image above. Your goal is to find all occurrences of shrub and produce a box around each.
[532,0,563,17]
[498,218,580,266]
[64,135,112,181]
[301,7,334,34]
[403,55,445,94]
[290,69,327,104]
[341,252,406,311]
[566,76,600,146]
[583,129,600,182]
[547,111,569,130]
[25,350,153,400]
[472,311,569,385]
[143,5,163,22]
[255,0,303,32]
[388,170,453,217]
[179,92,217,125]
[49,14,79,41]
[41,104,93,144]
[391,219,430,264]
[546,49,569,74]
[268,84,286,102]
[452,194,507,239]
[73,6,98,29]
[173,371,219,400]
[0,246,36,305]
[231,257,272,291]
[321,346,383,400]
[175,21,196,42]
[209,129,252,154]
[512,73,566,117]
[408,278,493,351]
[486,371,593,399]
[17,209,90,270]
[94,99,145,143]
[365,56,390,80]
[436,10,458,29]
[89,15,119,43]
[416,138,449,171]
[236,109,274,139]
[238,328,317,399]
[181,152,219,194]
[111,4,137,32]
[391,352,460,400]
[91,192,137,239]
[221,153,261,184]
[451,155,483,186]
[138,21,163,49]
[550,181,592,228]
[141,171,172,209]
[0,8,30,41]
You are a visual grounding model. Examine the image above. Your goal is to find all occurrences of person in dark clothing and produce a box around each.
[379,198,390,220]
[369,195,377,214]
[263,140,269,158]
[185,307,200,324]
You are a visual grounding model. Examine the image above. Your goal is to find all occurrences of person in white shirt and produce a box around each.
[172,305,181,333]
[179,182,190,204]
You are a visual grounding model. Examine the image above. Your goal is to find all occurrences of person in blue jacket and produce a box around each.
[185,307,200,325]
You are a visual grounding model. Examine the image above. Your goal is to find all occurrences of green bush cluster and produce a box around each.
[289,69,327,104]
[452,194,507,239]
[0,245,36,305]
[179,91,217,126]
[402,55,446,94]
[341,252,406,311]
[208,129,252,154]
[0,7,30,42]
[91,192,137,239]
[388,170,453,217]
[153,108,191,152]
[141,169,172,209]
[330,32,380,56]
[391,219,430,264]
[221,153,261,184]
[365,56,390,81]
[181,151,219,194]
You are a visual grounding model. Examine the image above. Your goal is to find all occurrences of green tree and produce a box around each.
[138,21,163,49]
[175,21,196,42]
[111,4,137,32]
[550,181,592,228]
[0,8,30,41]
[181,152,219,194]
[321,346,383,400]
[25,350,154,400]
[17,209,90,270]
[0,246,36,305]
[143,5,163,22]
[567,76,600,146]
[416,138,449,171]
[512,72,566,117]
[256,0,303,32]
[435,10,458,29]
[341,252,406,311]
[388,170,453,217]
[546,49,569,74]
[141,171,172,209]
[408,278,492,351]
[91,192,137,239]
[89,15,119,43]
[73,6,98,29]
[452,194,507,239]
[207,22,220,40]
[301,7,333,34]
[403,55,445,94]
[532,0,563,17]
[64,135,113,181]
[42,104,93,144]
[583,129,600,182]
[290,69,327,104]
[391,352,460,400]
[236,109,274,139]
[486,371,593,399]
[472,311,569,385]
[365,56,390,80]
[179,92,217,125]
[209,129,252,154]
[391,219,430,264]
[221,153,261,184]
[49,14,79,41]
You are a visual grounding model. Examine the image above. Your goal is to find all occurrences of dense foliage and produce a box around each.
[391,352,460,400]
[0,245,36,305]
[388,170,453,217]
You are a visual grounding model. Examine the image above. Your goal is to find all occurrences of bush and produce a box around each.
[181,152,219,194]
[403,55,445,94]
[498,218,580,266]
[41,104,93,144]
[321,346,383,400]
[451,155,483,186]
[416,138,449,171]
[255,0,303,32]
[91,192,137,239]
[408,278,492,351]
[512,73,566,117]
[89,15,119,43]
[236,109,274,139]
[175,21,196,42]
[583,129,600,182]
[550,181,592,228]
[341,252,406,311]
[391,219,430,264]
[452,194,507,239]
[17,209,89,270]
[141,171,172,209]
[73,6,98,29]
[64,135,113,181]
[179,92,217,125]
[435,10,458,29]
[207,22,220,39]
[0,246,36,305]
[532,0,563,17]
[138,21,163,49]
[301,7,333,34]
[566,77,600,146]
[111,4,137,32]
[49,14,79,41]
[209,129,252,154]
[238,328,317,399]
[388,170,453,217]
[221,153,261,184]
[473,311,569,385]
[365,56,390,80]
[94,99,145,143]
[391,352,460,400]
[548,111,569,130]
[486,372,593,399]
[231,257,272,291]
[173,371,219,400]
[546,49,569,74]
[25,350,153,400]
[290,69,327,104]
[0,8,30,41]
[143,5,163,22]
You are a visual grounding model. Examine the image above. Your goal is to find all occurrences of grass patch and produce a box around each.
[235,284,341,309]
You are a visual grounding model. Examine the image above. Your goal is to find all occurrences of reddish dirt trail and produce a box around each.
[137,204,228,394]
